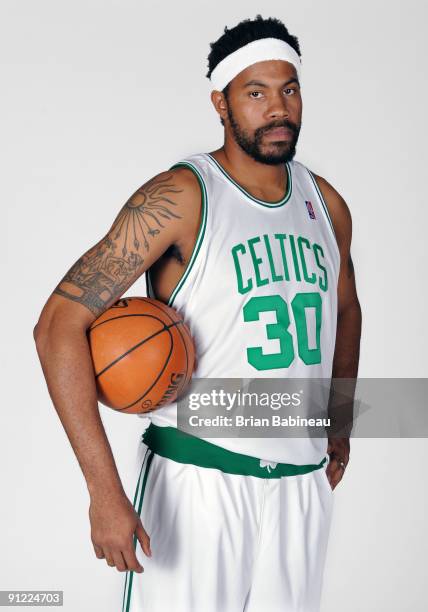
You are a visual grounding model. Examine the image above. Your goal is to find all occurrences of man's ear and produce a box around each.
[210,90,228,125]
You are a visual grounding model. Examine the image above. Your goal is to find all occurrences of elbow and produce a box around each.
[33,322,40,343]
[33,310,57,355]
[33,318,50,357]
[33,316,49,344]
[33,307,89,356]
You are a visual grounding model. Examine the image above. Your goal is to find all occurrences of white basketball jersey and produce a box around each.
[137,152,340,464]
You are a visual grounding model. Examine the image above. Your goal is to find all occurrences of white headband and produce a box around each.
[209,37,302,92]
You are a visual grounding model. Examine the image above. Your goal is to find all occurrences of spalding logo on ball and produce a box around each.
[87,297,196,414]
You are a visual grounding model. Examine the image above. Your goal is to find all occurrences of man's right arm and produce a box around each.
[33,167,201,573]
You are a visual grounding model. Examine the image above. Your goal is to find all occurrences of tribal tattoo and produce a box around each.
[54,173,183,316]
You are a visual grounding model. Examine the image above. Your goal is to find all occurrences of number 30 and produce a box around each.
[243,292,322,370]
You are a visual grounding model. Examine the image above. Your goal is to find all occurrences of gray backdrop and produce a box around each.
[2,1,427,610]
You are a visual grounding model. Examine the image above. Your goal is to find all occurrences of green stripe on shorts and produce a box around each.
[122,449,155,612]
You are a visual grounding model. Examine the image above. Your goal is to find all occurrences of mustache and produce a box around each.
[259,120,300,135]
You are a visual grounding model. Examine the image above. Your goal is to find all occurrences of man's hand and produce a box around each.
[326,437,350,491]
[89,492,151,573]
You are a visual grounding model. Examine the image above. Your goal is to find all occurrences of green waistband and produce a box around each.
[142,424,326,479]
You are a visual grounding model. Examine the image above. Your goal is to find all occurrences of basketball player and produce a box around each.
[34,15,361,612]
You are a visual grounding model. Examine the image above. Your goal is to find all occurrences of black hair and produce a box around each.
[206,14,301,124]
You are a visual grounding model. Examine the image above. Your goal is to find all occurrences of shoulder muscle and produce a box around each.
[41,166,200,328]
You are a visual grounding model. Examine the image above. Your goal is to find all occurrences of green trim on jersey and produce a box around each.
[122,449,154,612]
[205,153,292,208]
[142,423,327,478]
[150,161,208,308]
[306,169,337,240]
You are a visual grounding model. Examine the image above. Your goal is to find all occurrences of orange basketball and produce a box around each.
[87,296,195,414]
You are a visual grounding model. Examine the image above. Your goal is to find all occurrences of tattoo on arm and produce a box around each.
[54,173,183,316]
[347,254,354,278]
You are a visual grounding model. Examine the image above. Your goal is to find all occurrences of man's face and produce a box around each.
[223,59,302,165]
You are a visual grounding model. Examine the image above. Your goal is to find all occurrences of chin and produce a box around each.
[256,147,296,165]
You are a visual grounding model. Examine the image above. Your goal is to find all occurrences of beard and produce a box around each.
[227,105,301,165]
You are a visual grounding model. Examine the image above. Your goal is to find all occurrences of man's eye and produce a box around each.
[249,91,262,98]
[285,88,295,95]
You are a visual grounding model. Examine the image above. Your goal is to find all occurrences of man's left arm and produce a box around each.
[314,173,362,489]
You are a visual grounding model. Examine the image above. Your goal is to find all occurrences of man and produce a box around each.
[34,14,361,612]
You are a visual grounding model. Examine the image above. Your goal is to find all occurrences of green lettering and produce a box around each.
[274,233,290,281]
[313,243,328,292]
[297,236,316,284]
[263,234,283,282]
[288,234,301,282]
[231,243,253,294]
[248,236,269,288]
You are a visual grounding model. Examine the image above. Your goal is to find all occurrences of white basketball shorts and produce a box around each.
[121,424,334,612]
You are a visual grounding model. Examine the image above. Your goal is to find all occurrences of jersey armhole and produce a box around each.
[306,168,339,250]
[149,161,208,308]
[145,265,154,298]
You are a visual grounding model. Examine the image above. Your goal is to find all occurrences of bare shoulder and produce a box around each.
[40,165,203,327]
[108,167,200,250]
[163,164,203,243]
[167,165,202,204]
[128,165,201,215]
[310,171,352,250]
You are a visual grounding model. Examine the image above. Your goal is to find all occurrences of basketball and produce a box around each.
[87,296,196,414]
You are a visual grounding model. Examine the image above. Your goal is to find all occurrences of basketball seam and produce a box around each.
[89,312,175,332]
[116,329,175,411]
[92,298,193,412]
[142,299,192,401]
[93,317,183,379]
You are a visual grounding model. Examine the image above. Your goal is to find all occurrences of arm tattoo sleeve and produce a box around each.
[54,173,183,316]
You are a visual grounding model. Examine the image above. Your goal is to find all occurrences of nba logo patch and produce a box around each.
[305,200,316,219]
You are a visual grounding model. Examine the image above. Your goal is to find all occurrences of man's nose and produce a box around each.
[266,93,290,119]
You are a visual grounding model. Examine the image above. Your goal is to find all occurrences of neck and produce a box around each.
[209,138,288,197]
